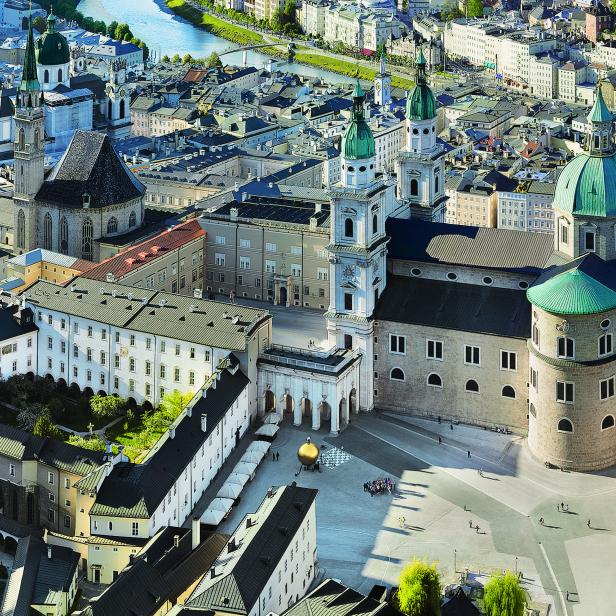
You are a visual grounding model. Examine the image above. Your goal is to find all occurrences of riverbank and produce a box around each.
[165,0,414,89]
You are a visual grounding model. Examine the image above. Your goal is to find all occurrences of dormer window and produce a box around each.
[584,229,596,252]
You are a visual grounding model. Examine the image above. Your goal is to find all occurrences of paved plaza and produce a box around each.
[213,413,616,616]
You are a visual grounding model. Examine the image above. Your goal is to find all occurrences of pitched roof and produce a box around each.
[386,218,556,273]
[90,366,249,519]
[374,275,532,339]
[36,130,145,208]
[187,484,318,614]
[82,219,204,282]
[441,587,481,616]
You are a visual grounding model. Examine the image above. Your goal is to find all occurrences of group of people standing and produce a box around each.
[364,477,395,496]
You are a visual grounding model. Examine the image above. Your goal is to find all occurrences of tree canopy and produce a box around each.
[159,390,194,422]
[206,51,223,68]
[90,394,125,420]
[483,572,526,616]
[466,0,484,18]
[33,414,63,439]
[396,561,441,616]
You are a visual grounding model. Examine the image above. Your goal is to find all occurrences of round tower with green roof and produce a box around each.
[35,9,71,91]
[340,80,376,189]
[553,84,616,261]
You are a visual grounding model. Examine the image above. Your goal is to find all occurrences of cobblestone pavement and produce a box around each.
[213,414,616,616]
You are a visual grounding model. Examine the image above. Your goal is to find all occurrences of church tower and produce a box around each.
[14,15,44,254]
[105,59,131,140]
[397,47,447,221]
[374,51,391,109]
[326,82,395,411]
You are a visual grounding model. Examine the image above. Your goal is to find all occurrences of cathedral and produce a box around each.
[13,17,145,261]
[258,50,616,474]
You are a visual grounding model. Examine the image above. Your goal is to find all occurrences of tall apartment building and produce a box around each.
[497,180,555,234]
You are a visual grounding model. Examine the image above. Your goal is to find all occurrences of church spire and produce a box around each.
[586,83,614,156]
[416,46,427,85]
[18,11,42,108]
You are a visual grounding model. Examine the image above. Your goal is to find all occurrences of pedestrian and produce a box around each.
[276,451,280,461]
[438,415,441,424]
[587,519,591,528]
[438,436,442,444]
[475,524,480,533]
[557,503,560,512]
[539,517,544,526]
[450,423,453,431]
[566,591,569,601]
[469,519,473,527]
[467,450,471,459]
[272,451,276,461]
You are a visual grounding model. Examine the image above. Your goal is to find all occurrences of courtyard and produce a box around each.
[212,412,616,616]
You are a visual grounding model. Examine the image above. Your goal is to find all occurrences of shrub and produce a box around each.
[396,560,441,616]
[483,571,526,616]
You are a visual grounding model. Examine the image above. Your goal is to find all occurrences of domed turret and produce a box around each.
[406,47,436,121]
[297,437,319,466]
[36,10,70,68]
[341,81,375,160]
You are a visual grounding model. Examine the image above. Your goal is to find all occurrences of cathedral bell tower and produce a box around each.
[397,47,447,221]
[374,51,391,109]
[13,14,44,254]
[326,81,394,411]
[105,59,131,140]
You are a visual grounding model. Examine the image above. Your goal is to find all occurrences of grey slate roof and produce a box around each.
[374,275,532,339]
[186,484,318,615]
[386,218,556,274]
[36,130,145,209]
[25,277,270,350]
[90,366,249,519]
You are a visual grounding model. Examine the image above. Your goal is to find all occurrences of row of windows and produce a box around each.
[555,415,615,433]
[408,267,529,289]
[388,335,518,370]
[553,334,613,360]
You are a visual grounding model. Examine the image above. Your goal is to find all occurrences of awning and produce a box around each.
[247,441,270,454]
[217,483,242,500]
[201,508,226,526]
[227,472,250,488]
[255,424,279,438]
[233,461,257,476]
[262,412,280,425]
[208,497,235,513]
[241,449,266,465]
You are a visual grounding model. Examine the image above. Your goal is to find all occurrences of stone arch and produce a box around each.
[97,389,106,397]
[69,382,81,396]
[56,378,67,392]
[281,393,294,416]
[502,385,516,399]
[126,397,137,409]
[410,178,418,196]
[465,379,479,393]
[338,397,348,430]
[44,373,55,383]
[264,389,275,412]
[602,415,615,430]
[349,388,357,414]
[26,372,35,382]
[43,212,53,250]
[344,217,354,238]
[107,217,118,235]
[319,400,331,421]
[142,400,153,413]
[427,372,442,387]
[300,397,312,420]
[558,417,573,433]
[83,386,94,398]
[372,213,378,234]
[390,368,405,381]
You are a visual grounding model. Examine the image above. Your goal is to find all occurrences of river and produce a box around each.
[77,0,357,83]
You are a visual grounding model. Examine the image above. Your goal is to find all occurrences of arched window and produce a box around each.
[129,211,136,228]
[44,69,49,84]
[34,128,40,150]
[557,418,573,433]
[58,68,62,83]
[427,373,442,388]
[120,99,126,120]
[602,415,615,430]
[435,175,439,193]
[106,217,118,235]
[502,385,516,399]
[43,212,52,250]
[372,213,378,234]
[16,209,25,249]
[59,216,68,255]
[17,128,24,151]
[344,217,353,238]
[390,368,405,381]
[410,178,418,196]
[465,379,479,393]
[82,217,93,261]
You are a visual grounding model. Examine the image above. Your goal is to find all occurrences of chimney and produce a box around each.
[47,545,52,559]
[241,192,248,202]
[192,517,200,550]
[309,217,318,231]
[230,207,239,220]
[314,203,322,213]
[173,534,180,548]
[193,288,203,299]
[201,414,207,432]
[169,426,175,439]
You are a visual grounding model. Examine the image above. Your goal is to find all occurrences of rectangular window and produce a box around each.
[100,351,106,365]
[215,235,226,245]
[599,333,613,358]
[131,522,139,536]
[73,345,78,359]
[86,348,92,362]
[464,345,480,366]
[145,383,151,397]
[161,341,166,353]
[344,293,353,311]
[174,367,180,382]
[64,515,71,528]
[557,336,575,359]
[88,326,93,337]
[160,364,166,379]
[291,264,302,277]
[130,334,135,346]
[60,318,66,330]
[265,260,276,274]
[239,238,251,248]
[175,344,180,356]
[189,371,195,385]
[426,339,443,360]
[145,361,151,376]
[600,376,615,400]
[501,350,517,371]
[530,367,538,390]
[265,242,277,252]
[389,335,406,355]
[115,332,120,343]
[114,376,119,389]
[585,230,595,252]
[101,329,107,340]
[129,379,135,392]
[48,472,54,485]
[129,357,135,372]
[146,338,151,350]
[215,253,225,266]
[239,256,251,269]
[114,354,120,368]
[556,380,575,404]
[9,464,14,476]
[317,268,328,281]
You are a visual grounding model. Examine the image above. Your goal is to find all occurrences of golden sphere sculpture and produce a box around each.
[297,437,320,466]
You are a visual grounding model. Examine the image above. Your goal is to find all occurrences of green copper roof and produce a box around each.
[406,47,436,121]
[553,153,616,217]
[416,46,426,66]
[36,10,70,67]
[19,16,40,96]
[341,80,375,160]
[588,87,613,124]
[527,269,616,315]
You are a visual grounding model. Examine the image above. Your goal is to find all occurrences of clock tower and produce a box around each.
[326,82,395,411]
[105,59,131,140]
[374,51,391,109]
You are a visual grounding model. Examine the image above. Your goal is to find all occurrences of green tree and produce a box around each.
[171,53,181,63]
[159,390,194,422]
[441,0,463,18]
[206,51,223,68]
[90,394,125,421]
[162,54,171,62]
[33,414,63,439]
[67,434,107,451]
[114,23,131,41]
[182,53,194,64]
[466,0,484,18]
[483,572,525,616]
[396,561,441,616]
[107,20,119,37]
[32,15,47,33]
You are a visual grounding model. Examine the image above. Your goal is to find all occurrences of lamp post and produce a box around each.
[454,548,457,574]
[515,556,518,576]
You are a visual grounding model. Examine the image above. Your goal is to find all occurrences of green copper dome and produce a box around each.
[588,86,613,124]
[527,269,616,315]
[553,153,616,217]
[35,11,70,67]
[406,47,436,121]
[341,81,375,160]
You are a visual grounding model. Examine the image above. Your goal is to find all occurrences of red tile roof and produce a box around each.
[183,68,209,83]
[83,219,205,281]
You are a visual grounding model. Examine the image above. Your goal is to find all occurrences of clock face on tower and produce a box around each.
[343,265,356,280]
